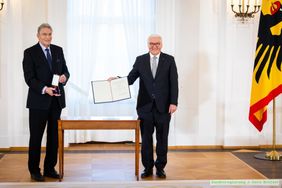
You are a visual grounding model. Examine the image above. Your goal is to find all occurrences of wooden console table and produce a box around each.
[58,117,140,181]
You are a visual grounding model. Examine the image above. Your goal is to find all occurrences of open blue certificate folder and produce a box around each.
[91,77,131,104]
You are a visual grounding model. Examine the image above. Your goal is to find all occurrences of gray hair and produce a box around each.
[37,23,53,34]
[147,34,162,43]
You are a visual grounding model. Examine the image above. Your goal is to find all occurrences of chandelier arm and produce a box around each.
[231,5,239,14]
[245,5,250,14]
[239,5,242,13]
[254,5,261,13]
[0,3,4,11]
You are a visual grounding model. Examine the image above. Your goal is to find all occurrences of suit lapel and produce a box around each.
[36,43,53,73]
[144,53,154,80]
[50,45,56,73]
[155,52,165,79]
[36,43,48,65]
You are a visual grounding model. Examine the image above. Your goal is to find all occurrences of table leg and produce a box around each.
[62,129,64,178]
[135,122,140,180]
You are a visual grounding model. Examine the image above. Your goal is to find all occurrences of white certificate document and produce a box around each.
[52,75,60,86]
[91,77,131,103]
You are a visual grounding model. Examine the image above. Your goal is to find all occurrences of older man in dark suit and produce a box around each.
[109,34,178,178]
[22,23,70,182]
[128,34,178,178]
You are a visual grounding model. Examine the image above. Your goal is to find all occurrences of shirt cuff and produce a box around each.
[42,86,47,94]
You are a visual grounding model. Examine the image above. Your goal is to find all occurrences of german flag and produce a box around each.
[249,0,282,131]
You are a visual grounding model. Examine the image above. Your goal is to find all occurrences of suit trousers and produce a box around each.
[138,104,171,170]
[28,97,62,174]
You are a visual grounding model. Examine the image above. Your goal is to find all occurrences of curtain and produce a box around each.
[1,0,277,148]
[0,0,38,147]
[66,0,156,143]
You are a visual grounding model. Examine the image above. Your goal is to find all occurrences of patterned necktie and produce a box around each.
[45,48,52,70]
[152,56,157,78]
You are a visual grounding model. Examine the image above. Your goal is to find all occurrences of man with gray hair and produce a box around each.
[23,23,70,181]
[109,34,178,178]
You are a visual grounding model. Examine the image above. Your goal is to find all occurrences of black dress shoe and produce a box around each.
[31,173,45,182]
[44,170,60,179]
[156,169,166,178]
[141,169,153,178]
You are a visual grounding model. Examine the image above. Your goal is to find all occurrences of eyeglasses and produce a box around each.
[149,42,161,46]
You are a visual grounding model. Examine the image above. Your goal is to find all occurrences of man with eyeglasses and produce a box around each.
[109,34,178,178]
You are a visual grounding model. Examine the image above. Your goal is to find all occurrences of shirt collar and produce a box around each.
[149,53,160,59]
[39,42,50,51]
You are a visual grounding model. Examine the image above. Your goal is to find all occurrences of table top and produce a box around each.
[61,116,138,121]
[58,116,140,130]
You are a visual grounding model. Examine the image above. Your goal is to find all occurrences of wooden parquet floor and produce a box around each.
[0,144,268,182]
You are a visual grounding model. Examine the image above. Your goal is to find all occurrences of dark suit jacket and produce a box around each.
[128,52,178,114]
[23,43,70,110]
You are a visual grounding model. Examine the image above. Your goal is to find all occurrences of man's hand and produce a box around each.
[59,74,67,83]
[45,87,61,96]
[107,77,118,81]
[168,104,177,114]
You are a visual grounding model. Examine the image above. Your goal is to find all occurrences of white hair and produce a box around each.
[147,34,162,43]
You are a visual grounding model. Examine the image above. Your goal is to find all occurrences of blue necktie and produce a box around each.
[45,48,52,70]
